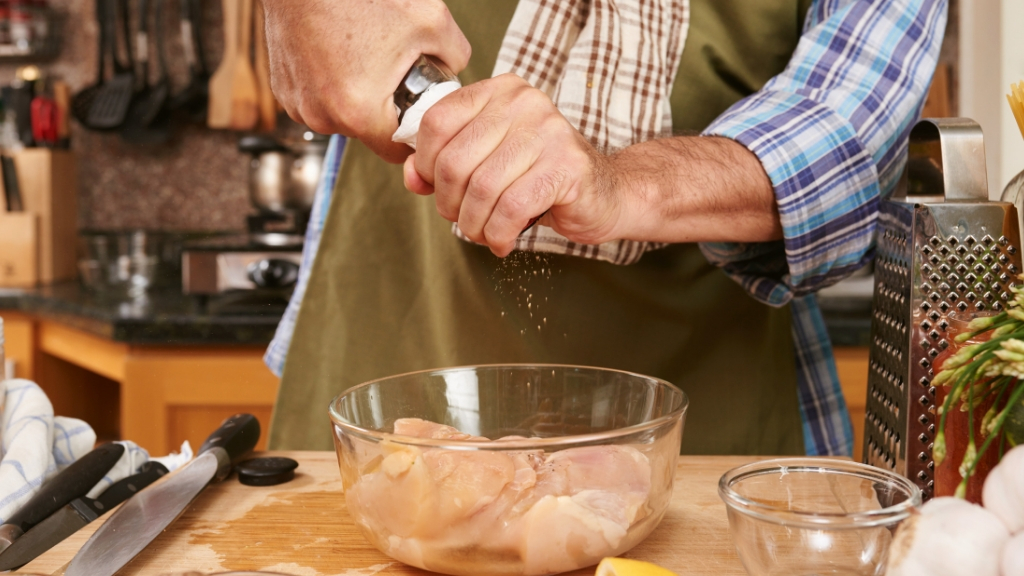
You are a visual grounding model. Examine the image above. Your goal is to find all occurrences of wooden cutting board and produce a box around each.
[18,452,760,576]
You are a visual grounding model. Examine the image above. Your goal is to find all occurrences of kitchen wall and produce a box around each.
[0,0,963,233]
[0,0,254,232]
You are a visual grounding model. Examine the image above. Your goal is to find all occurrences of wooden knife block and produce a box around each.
[0,149,77,286]
[0,212,38,287]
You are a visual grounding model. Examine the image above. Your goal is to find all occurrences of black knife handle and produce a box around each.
[94,461,170,512]
[198,414,261,479]
[0,443,125,541]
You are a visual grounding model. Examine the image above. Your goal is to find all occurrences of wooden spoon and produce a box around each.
[206,0,238,128]
[229,0,259,130]
[253,0,276,132]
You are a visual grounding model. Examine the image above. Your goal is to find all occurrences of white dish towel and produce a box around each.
[0,378,192,523]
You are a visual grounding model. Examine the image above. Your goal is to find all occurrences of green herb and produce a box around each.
[932,280,1024,497]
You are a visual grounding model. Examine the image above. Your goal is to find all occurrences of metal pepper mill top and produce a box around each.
[393,55,459,124]
[866,118,1024,500]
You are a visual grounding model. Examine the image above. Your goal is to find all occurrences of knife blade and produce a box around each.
[0,461,169,571]
[65,414,260,576]
[0,442,125,553]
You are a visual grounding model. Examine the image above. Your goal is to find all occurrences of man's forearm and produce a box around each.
[605,136,783,244]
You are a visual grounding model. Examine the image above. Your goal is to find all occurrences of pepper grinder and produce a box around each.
[392,55,545,231]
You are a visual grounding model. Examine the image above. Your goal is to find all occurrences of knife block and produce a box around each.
[0,149,77,286]
[0,212,38,287]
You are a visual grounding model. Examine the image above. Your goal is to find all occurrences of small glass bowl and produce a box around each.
[329,364,688,576]
[719,458,922,576]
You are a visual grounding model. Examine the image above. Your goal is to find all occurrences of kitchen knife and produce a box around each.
[66,414,261,576]
[0,461,169,571]
[0,442,125,553]
[1,155,23,212]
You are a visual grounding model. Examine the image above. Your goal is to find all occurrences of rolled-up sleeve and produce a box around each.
[701,0,948,307]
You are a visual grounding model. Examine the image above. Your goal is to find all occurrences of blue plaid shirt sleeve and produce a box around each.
[702,0,947,303]
[701,0,947,456]
[264,135,346,378]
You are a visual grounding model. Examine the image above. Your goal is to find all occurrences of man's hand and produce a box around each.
[405,74,784,257]
[404,74,618,257]
[262,0,471,163]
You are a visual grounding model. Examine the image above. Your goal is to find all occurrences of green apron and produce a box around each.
[270,0,814,454]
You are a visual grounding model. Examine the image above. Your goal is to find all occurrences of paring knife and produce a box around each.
[0,461,169,571]
[0,442,126,553]
[66,414,261,576]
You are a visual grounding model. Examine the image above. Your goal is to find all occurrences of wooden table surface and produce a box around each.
[18,451,760,576]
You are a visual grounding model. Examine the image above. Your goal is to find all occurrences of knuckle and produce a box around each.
[420,105,449,137]
[433,149,464,188]
[467,169,501,203]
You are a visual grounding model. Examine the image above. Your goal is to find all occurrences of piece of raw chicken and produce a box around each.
[345,418,653,575]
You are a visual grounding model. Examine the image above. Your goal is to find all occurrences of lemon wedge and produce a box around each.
[595,557,678,576]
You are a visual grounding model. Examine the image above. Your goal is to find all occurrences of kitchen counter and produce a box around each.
[19,451,762,576]
[0,278,874,348]
[0,283,286,345]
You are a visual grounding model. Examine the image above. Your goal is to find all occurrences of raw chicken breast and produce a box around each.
[346,418,655,576]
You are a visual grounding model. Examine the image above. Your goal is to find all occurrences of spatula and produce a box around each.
[70,0,108,125]
[87,0,135,129]
[229,0,259,130]
[207,0,239,128]
[253,0,276,132]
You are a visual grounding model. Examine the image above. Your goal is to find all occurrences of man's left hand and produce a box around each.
[404,74,619,257]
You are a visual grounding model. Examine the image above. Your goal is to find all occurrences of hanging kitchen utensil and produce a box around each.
[253,0,275,132]
[123,0,172,145]
[65,414,260,576]
[87,0,135,129]
[120,0,155,138]
[207,0,239,128]
[0,461,169,572]
[170,0,210,122]
[0,443,125,553]
[864,118,1024,501]
[229,0,258,130]
[70,0,107,125]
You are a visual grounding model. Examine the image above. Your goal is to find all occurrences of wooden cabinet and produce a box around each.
[835,346,869,461]
[1,313,279,455]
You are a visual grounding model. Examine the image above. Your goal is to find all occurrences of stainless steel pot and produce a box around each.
[239,136,291,213]
[288,135,329,210]
[239,133,329,213]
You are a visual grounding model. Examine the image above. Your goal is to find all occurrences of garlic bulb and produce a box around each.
[982,444,1024,534]
[1003,532,1024,576]
[887,497,1009,576]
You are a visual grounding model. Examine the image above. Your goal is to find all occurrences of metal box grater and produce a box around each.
[865,118,1023,499]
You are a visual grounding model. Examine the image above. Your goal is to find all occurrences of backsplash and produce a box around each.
[0,0,961,233]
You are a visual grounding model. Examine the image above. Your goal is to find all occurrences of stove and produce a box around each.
[182,210,307,296]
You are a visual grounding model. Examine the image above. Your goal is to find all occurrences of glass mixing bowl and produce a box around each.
[329,364,688,576]
[719,458,923,576]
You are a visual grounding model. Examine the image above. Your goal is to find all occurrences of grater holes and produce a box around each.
[983,235,995,245]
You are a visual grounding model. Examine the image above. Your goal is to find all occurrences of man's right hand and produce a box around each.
[261,0,471,164]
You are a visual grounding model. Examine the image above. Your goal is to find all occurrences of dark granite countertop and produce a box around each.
[0,283,286,345]
[0,278,875,348]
